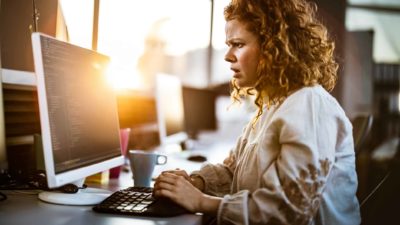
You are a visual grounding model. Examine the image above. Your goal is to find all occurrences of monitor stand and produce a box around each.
[38,179,112,205]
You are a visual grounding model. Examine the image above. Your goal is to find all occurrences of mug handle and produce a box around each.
[156,155,167,165]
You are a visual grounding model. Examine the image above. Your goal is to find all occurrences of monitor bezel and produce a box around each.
[32,32,124,188]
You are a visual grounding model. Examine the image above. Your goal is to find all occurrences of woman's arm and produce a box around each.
[154,129,246,213]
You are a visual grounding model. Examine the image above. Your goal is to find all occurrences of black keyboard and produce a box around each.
[93,186,189,217]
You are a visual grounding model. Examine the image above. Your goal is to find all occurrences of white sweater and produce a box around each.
[192,85,361,225]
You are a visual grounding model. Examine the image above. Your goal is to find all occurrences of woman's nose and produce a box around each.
[224,50,235,63]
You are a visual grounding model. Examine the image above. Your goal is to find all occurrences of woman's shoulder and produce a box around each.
[288,85,329,99]
[278,85,347,117]
[285,85,339,107]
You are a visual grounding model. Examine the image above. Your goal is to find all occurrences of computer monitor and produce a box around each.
[182,86,217,139]
[31,33,124,205]
[155,73,188,148]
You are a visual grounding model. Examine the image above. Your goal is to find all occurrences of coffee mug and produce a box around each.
[128,150,167,187]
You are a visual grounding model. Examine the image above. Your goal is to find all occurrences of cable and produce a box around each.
[360,171,391,207]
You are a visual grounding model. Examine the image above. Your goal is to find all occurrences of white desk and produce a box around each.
[0,190,202,225]
[0,167,203,225]
[0,127,238,225]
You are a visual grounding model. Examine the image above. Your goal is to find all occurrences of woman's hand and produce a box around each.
[157,169,205,191]
[159,169,191,181]
[153,171,205,212]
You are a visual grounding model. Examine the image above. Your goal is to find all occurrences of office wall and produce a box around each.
[313,0,347,103]
[0,0,7,170]
[0,0,61,175]
[0,0,58,72]
[342,31,374,119]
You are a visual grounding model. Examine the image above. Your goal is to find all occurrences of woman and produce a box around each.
[154,0,361,224]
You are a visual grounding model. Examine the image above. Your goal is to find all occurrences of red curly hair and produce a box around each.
[224,0,338,122]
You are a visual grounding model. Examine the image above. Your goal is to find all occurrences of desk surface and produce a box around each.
[0,189,202,225]
[0,157,206,225]
[0,142,234,225]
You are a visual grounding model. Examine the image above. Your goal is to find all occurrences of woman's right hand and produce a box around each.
[153,171,219,214]
[158,169,204,191]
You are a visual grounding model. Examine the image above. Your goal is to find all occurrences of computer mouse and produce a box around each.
[187,154,207,162]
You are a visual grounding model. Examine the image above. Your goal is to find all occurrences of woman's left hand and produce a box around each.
[153,171,204,212]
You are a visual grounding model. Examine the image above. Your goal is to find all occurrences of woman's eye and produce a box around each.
[234,43,244,48]
[226,42,244,48]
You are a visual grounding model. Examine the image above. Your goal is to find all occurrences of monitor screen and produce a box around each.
[155,73,187,147]
[32,33,124,205]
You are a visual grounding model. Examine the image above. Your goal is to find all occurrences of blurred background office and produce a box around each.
[1,0,400,224]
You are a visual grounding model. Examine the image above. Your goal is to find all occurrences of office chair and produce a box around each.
[352,114,373,155]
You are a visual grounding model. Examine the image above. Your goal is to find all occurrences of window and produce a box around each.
[97,0,211,89]
[211,0,231,85]
[59,0,94,49]
[346,0,400,63]
[59,0,236,90]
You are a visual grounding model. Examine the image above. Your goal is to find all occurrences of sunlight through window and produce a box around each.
[58,0,233,90]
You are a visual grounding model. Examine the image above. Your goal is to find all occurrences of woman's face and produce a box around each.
[225,19,261,88]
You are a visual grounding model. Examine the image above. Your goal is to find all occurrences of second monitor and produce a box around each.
[155,73,218,151]
[155,73,188,148]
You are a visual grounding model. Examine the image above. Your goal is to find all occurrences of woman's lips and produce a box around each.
[231,68,240,78]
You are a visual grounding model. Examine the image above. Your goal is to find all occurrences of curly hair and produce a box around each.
[224,0,338,122]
